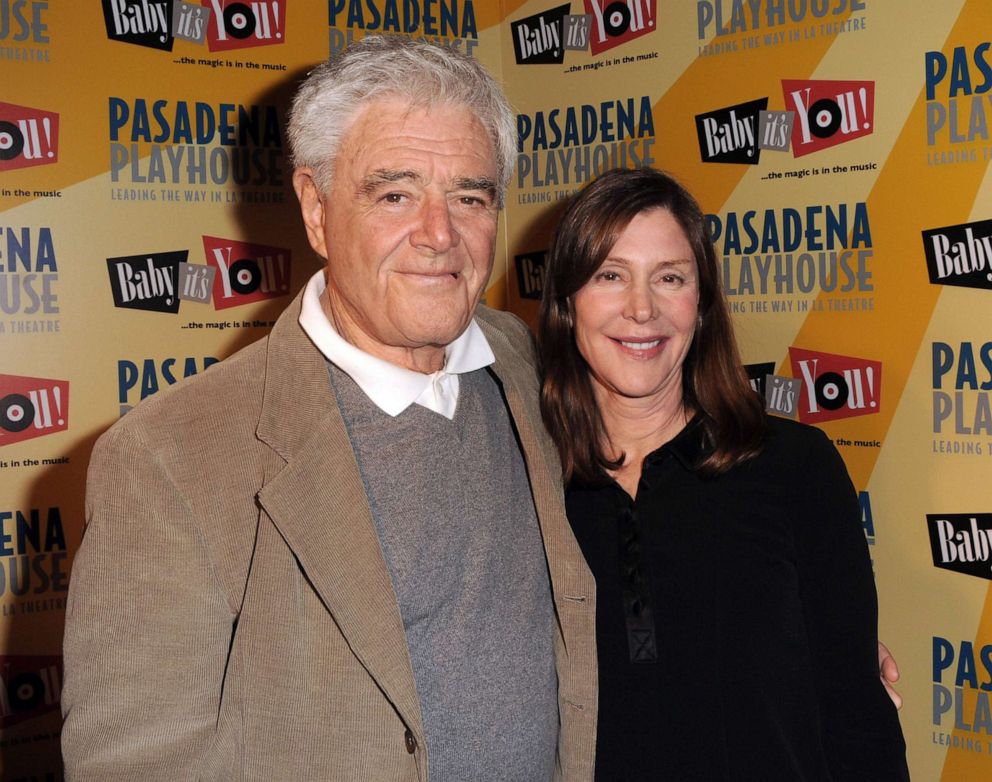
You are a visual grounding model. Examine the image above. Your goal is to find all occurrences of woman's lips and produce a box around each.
[611,336,667,358]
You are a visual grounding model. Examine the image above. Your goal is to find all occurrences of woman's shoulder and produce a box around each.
[762,413,834,448]
[750,414,843,474]
[747,415,861,517]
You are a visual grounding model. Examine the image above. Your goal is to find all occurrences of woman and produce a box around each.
[538,168,908,780]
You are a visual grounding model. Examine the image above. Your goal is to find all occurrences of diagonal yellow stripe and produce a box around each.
[786,2,989,492]
[651,7,858,210]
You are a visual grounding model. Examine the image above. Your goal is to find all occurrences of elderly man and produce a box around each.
[61,36,595,780]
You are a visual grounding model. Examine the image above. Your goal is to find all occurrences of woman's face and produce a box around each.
[572,208,700,404]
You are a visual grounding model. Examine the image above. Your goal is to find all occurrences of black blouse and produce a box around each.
[566,415,909,781]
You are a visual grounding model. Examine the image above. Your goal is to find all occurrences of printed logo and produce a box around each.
[516,96,656,191]
[106,241,288,315]
[744,362,775,398]
[118,356,218,414]
[0,375,68,446]
[178,261,217,303]
[860,491,875,547]
[0,656,62,729]
[932,636,992,748]
[328,0,480,58]
[515,251,547,301]
[0,0,51,47]
[108,97,284,190]
[585,0,656,56]
[757,110,795,152]
[173,1,211,44]
[511,1,656,64]
[0,507,68,611]
[695,98,767,164]
[696,0,868,43]
[512,3,569,65]
[929,513,992,580]
[107,251,185,314]
[782,79,874,157]
[102,0,285,52]
[563,14,590,51]
[0,102,59,172]
[744,364,803,419]
[765,374,802,419]
[931,341,992,445]
[204,0,284,52]
[102,0,175,50]
[203,236,291,310]
[925,41,992,151]
[922,218,992,291]
[709,202,874,304]
[0,226,60,331]
[788,347,880,424]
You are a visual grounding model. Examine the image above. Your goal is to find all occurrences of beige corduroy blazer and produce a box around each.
[61,292,597,781]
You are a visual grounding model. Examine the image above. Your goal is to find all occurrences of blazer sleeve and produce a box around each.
[793,428,909,782]
[61,424,236,780]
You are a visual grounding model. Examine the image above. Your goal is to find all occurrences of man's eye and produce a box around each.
[382,193,406,204]
[459,195,487,206]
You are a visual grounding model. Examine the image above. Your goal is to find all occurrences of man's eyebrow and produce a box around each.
[357,170,497,201]
[358,169,421,197]
[453,177,497,200]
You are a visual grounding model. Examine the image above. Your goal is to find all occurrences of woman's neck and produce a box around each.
[596,383,689,498]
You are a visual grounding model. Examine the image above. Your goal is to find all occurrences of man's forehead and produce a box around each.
[341,97,496,169]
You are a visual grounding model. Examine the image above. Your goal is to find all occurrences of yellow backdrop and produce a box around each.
[2,1,990,778]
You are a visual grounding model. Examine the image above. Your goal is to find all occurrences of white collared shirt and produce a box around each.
[298,270,495,419]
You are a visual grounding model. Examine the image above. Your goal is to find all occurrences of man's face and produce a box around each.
[294,98,499,373]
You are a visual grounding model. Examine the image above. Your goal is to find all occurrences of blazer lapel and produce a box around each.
[254,292,423,739]
[479,315,592,636]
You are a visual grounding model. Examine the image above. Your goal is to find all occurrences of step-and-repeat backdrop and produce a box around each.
[3,2,989,779]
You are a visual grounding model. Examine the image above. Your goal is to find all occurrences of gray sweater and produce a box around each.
[330,363,558,781]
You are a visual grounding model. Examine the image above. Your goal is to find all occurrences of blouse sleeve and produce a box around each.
[792,427,909,781]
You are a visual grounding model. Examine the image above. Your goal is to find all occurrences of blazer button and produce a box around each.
[404,728,417,754]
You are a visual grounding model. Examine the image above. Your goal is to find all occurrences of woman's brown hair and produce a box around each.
[538,167,765,483]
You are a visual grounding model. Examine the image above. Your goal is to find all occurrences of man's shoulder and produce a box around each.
[475,304,529,336]
[475,305,537,371]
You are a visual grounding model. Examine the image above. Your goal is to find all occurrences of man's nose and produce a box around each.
[411,195,459,252]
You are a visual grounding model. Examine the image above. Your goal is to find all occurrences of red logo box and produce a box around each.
[203,0,285,52]
[202,235,291,310]
[0,102,59,172]
[0,375,69,446]
[781,79,874,157]
[585,0,656,56]
[0,656,62,729]
[789,347,881,424]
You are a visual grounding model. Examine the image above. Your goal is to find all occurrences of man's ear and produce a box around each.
[293,167,328,259]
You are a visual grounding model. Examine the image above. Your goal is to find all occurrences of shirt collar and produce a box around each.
[657,414,708,470]
[298,270,495,418]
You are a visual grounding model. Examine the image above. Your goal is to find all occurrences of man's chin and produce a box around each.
[395,318,472,351]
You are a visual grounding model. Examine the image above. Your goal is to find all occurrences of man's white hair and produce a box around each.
[288,35,516,206]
